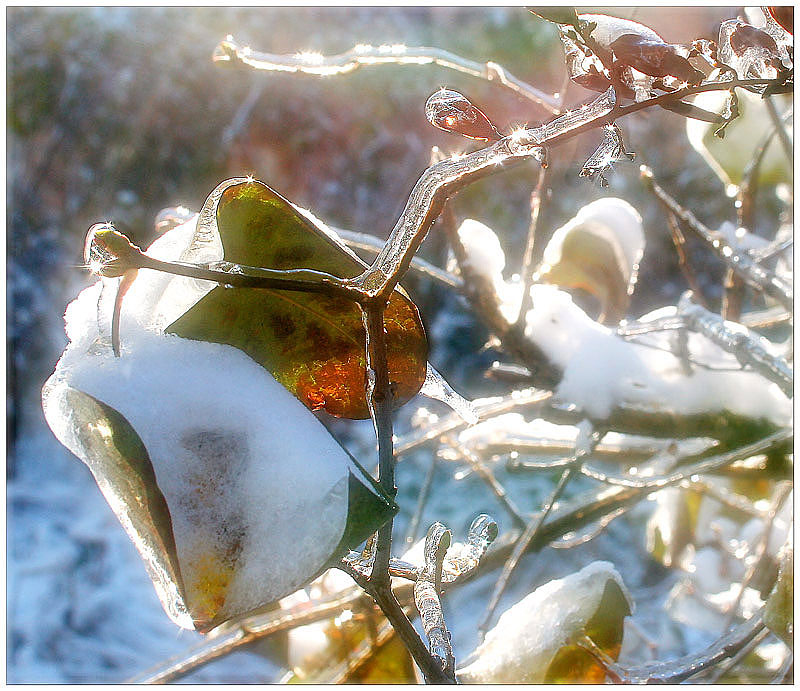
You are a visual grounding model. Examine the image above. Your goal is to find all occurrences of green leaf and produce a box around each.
[167,179,428,419]
[43,383,191,629]
[333,461,398,563]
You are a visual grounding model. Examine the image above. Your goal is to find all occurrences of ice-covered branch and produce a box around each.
[413,523,456,680]
[213,36,560,111]
[612,609,767,683]
[641,166,793,310]
[354,87,619,299]
[678,292,793,397]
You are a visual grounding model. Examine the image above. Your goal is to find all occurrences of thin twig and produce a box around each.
[477,464,576,638]
[705,626,770,683]
[614,609,767,683]
[578,429,791,489]
[404,452,439,546]
[477,425,604,637]
[515,164,548,327]
[722,480,792,630]
[666,212,709,308]
[763,96,793,163]
[333,227,463,289]
[446,438,528,530]
[214,37,560,111]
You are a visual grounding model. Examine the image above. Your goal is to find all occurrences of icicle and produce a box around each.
[420,364,479,424]
[579,123,635,185]
[425,89,503,141]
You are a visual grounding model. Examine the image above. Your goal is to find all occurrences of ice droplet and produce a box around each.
[425,88,503,141]
[84,222,118,271]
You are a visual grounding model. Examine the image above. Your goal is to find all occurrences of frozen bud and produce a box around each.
[84,222,140,277]
[457,561,632,683]
[425,88,503,141]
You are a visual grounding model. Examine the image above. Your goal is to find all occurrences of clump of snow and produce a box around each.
[457,561,632,683]
[523,284,791,423]
[43,214,368,632]
[456,218,523,321]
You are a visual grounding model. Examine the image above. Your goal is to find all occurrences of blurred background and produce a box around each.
[9,6,776,683]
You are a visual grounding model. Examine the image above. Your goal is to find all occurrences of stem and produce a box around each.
[362,300,396,586]
[477,463,576,637]
[764,96,793,163]
[359,299,454,684]
[137,253,359,301]
[515,164,548,326]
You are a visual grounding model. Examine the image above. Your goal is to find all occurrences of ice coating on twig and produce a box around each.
[642,166,793,310]
[677,292,793,397]
[357,87,617,296]
[213,36,559,111]
[413,522,455,676]
[441,514,498,583]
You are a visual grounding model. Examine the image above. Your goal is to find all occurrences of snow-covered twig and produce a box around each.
[677,292,793,397]
[213,36,560,112]
[413,523,456,680]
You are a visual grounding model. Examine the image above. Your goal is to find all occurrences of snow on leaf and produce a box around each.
[43,213,398,633]
[456,561,632,683]
[425,88,503,141]
[166,178,428,419]
[536,198,644,324]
